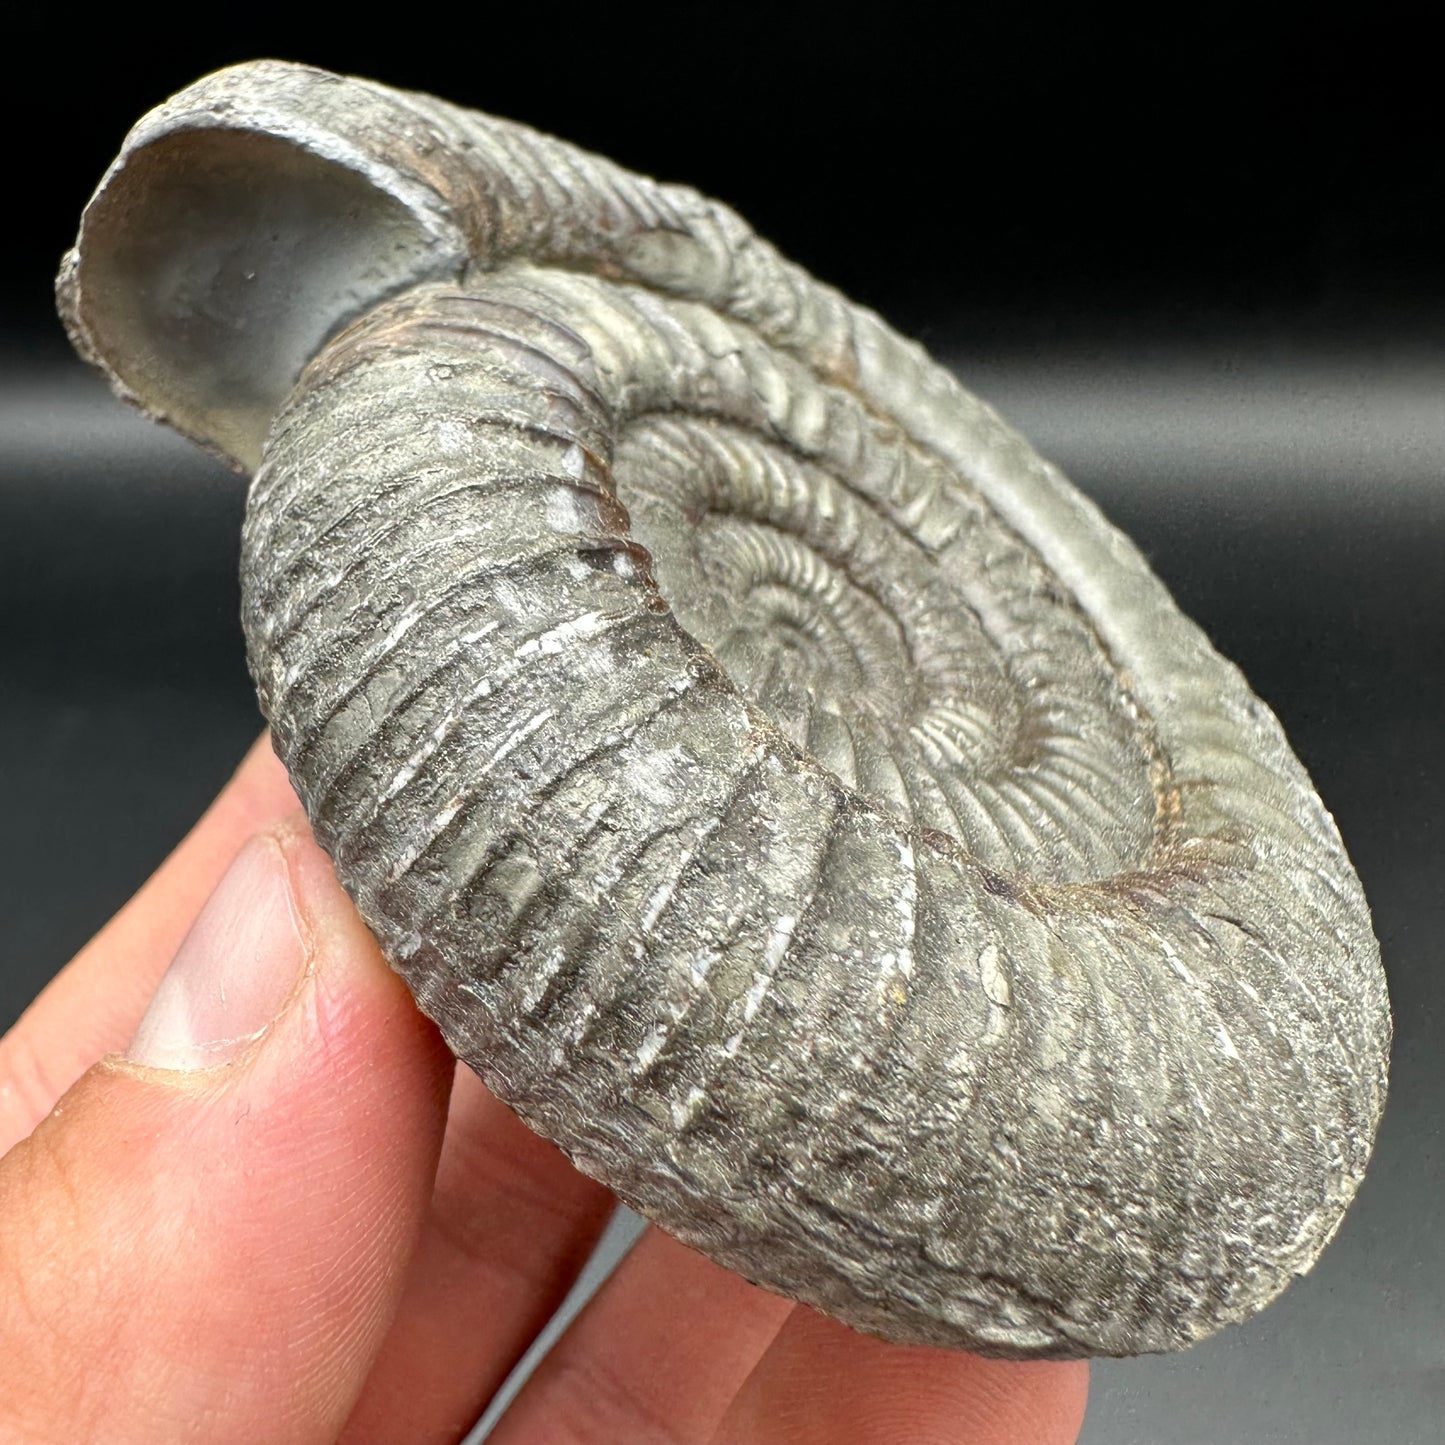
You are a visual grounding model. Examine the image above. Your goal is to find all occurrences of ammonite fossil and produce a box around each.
[58,61,1390,1359]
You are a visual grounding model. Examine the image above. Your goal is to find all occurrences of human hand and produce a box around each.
[0,737,1089,1443]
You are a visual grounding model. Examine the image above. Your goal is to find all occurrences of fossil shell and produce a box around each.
[58,60,1390,1359]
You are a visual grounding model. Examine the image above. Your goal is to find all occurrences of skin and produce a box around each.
[0,736,1088,1444]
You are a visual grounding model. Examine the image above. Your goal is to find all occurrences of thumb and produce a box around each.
[0,819,453,1444]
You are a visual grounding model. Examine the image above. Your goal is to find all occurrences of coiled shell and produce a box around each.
[58,60,1390,1358]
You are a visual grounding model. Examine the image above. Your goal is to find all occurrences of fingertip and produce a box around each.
[0,813,454,1442]
[216,731,303,838]
[272,816,452,1083]
[0,732,307,1153]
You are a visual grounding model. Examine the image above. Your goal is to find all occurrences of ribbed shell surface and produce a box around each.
[62,61,1390,1360]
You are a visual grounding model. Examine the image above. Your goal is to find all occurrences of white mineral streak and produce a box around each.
[59,59,1390,1362]
[977,942,1012,1009]
[671,1085,708,1129]
[635,1025,667,1070]
[743,913,798,1022]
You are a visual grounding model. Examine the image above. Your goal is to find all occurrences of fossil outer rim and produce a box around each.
[59,60,1391,1359]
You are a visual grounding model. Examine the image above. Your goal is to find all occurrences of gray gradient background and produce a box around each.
[2,11,1441,1442]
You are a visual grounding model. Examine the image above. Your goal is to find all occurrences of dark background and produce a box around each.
[2,9,1440,1443]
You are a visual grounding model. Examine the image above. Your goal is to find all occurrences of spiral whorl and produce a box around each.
[59,61,1390,1360]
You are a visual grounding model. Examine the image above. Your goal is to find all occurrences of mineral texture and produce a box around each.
[58,61,1391,1358]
